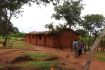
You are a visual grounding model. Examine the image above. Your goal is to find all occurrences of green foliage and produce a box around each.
[33,0,60,5]
[79,14,105,48]
[100,36,105,42]
[10,32,25,38]
[80,35,95,47]
[0,0,24,47]
[81,14,105,38]
[52,0,83,28]
[76,29,87,37]
[45,22,67,32]
[0,22,19,37]
[45,22,55,31]
[94,51,105,62]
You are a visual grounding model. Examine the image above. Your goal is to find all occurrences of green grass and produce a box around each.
[15,61,63,70]
[0,64,3,69]
[8,40,33,49]
[22,51,49,59]
[94,51,105,62]
[0,52,60,69]
[0,40,33,49]
[0,61,58,69]
[17,52,60,69]
[16,61,52,68]
[0,51,61,69]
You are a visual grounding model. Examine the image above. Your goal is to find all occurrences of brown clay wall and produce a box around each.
[37,35,45,46]
[45,36,54,47]
[25,30,79,48]
[25,35,31,44]
[30,35,37,45]
[53,31,79,48]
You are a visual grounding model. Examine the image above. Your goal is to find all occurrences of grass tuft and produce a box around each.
[16,61,51,68]
[0,40,33,49]
[0,64,3,69]
[94,51,105,62]
[22,51,48,59]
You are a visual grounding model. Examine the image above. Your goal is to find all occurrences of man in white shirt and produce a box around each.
[72,39,79,58]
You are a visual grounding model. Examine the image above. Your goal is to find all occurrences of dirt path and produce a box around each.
[0,46,105,70]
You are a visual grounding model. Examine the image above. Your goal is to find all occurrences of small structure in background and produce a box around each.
[25,28,79,49]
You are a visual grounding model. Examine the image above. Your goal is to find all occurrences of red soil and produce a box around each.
[0,46,105,70]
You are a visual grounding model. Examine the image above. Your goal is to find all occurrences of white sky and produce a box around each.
[11,0,105,33]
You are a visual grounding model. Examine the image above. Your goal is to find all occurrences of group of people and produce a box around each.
[72,39,86,58]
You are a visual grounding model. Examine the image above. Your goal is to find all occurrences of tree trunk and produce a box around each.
[3,35,8,47]
[2,8,8,47]
[83,29,105,70]
[100,40,102,51]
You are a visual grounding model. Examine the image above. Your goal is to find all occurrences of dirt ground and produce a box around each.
[0,46,105,70]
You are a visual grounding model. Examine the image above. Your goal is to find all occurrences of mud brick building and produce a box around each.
[25,28,79,49]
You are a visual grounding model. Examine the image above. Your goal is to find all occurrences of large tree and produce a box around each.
[52,0,83,29]
[0,0,60,47]
[83,29,105,70]
[81,14,105,39]
[0,0,30,47]
[82,14,105,70]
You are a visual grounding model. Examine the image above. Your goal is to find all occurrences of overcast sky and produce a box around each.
[11,0,105,33]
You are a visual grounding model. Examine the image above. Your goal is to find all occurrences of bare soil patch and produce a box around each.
[0,46,105,70]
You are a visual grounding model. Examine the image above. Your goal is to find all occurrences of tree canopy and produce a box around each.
[81,14,105,38]
[52,0,83,28]
[76,29,87,37]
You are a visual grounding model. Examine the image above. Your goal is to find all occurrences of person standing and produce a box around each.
[78,40,84,56]
[72,39,79,58]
